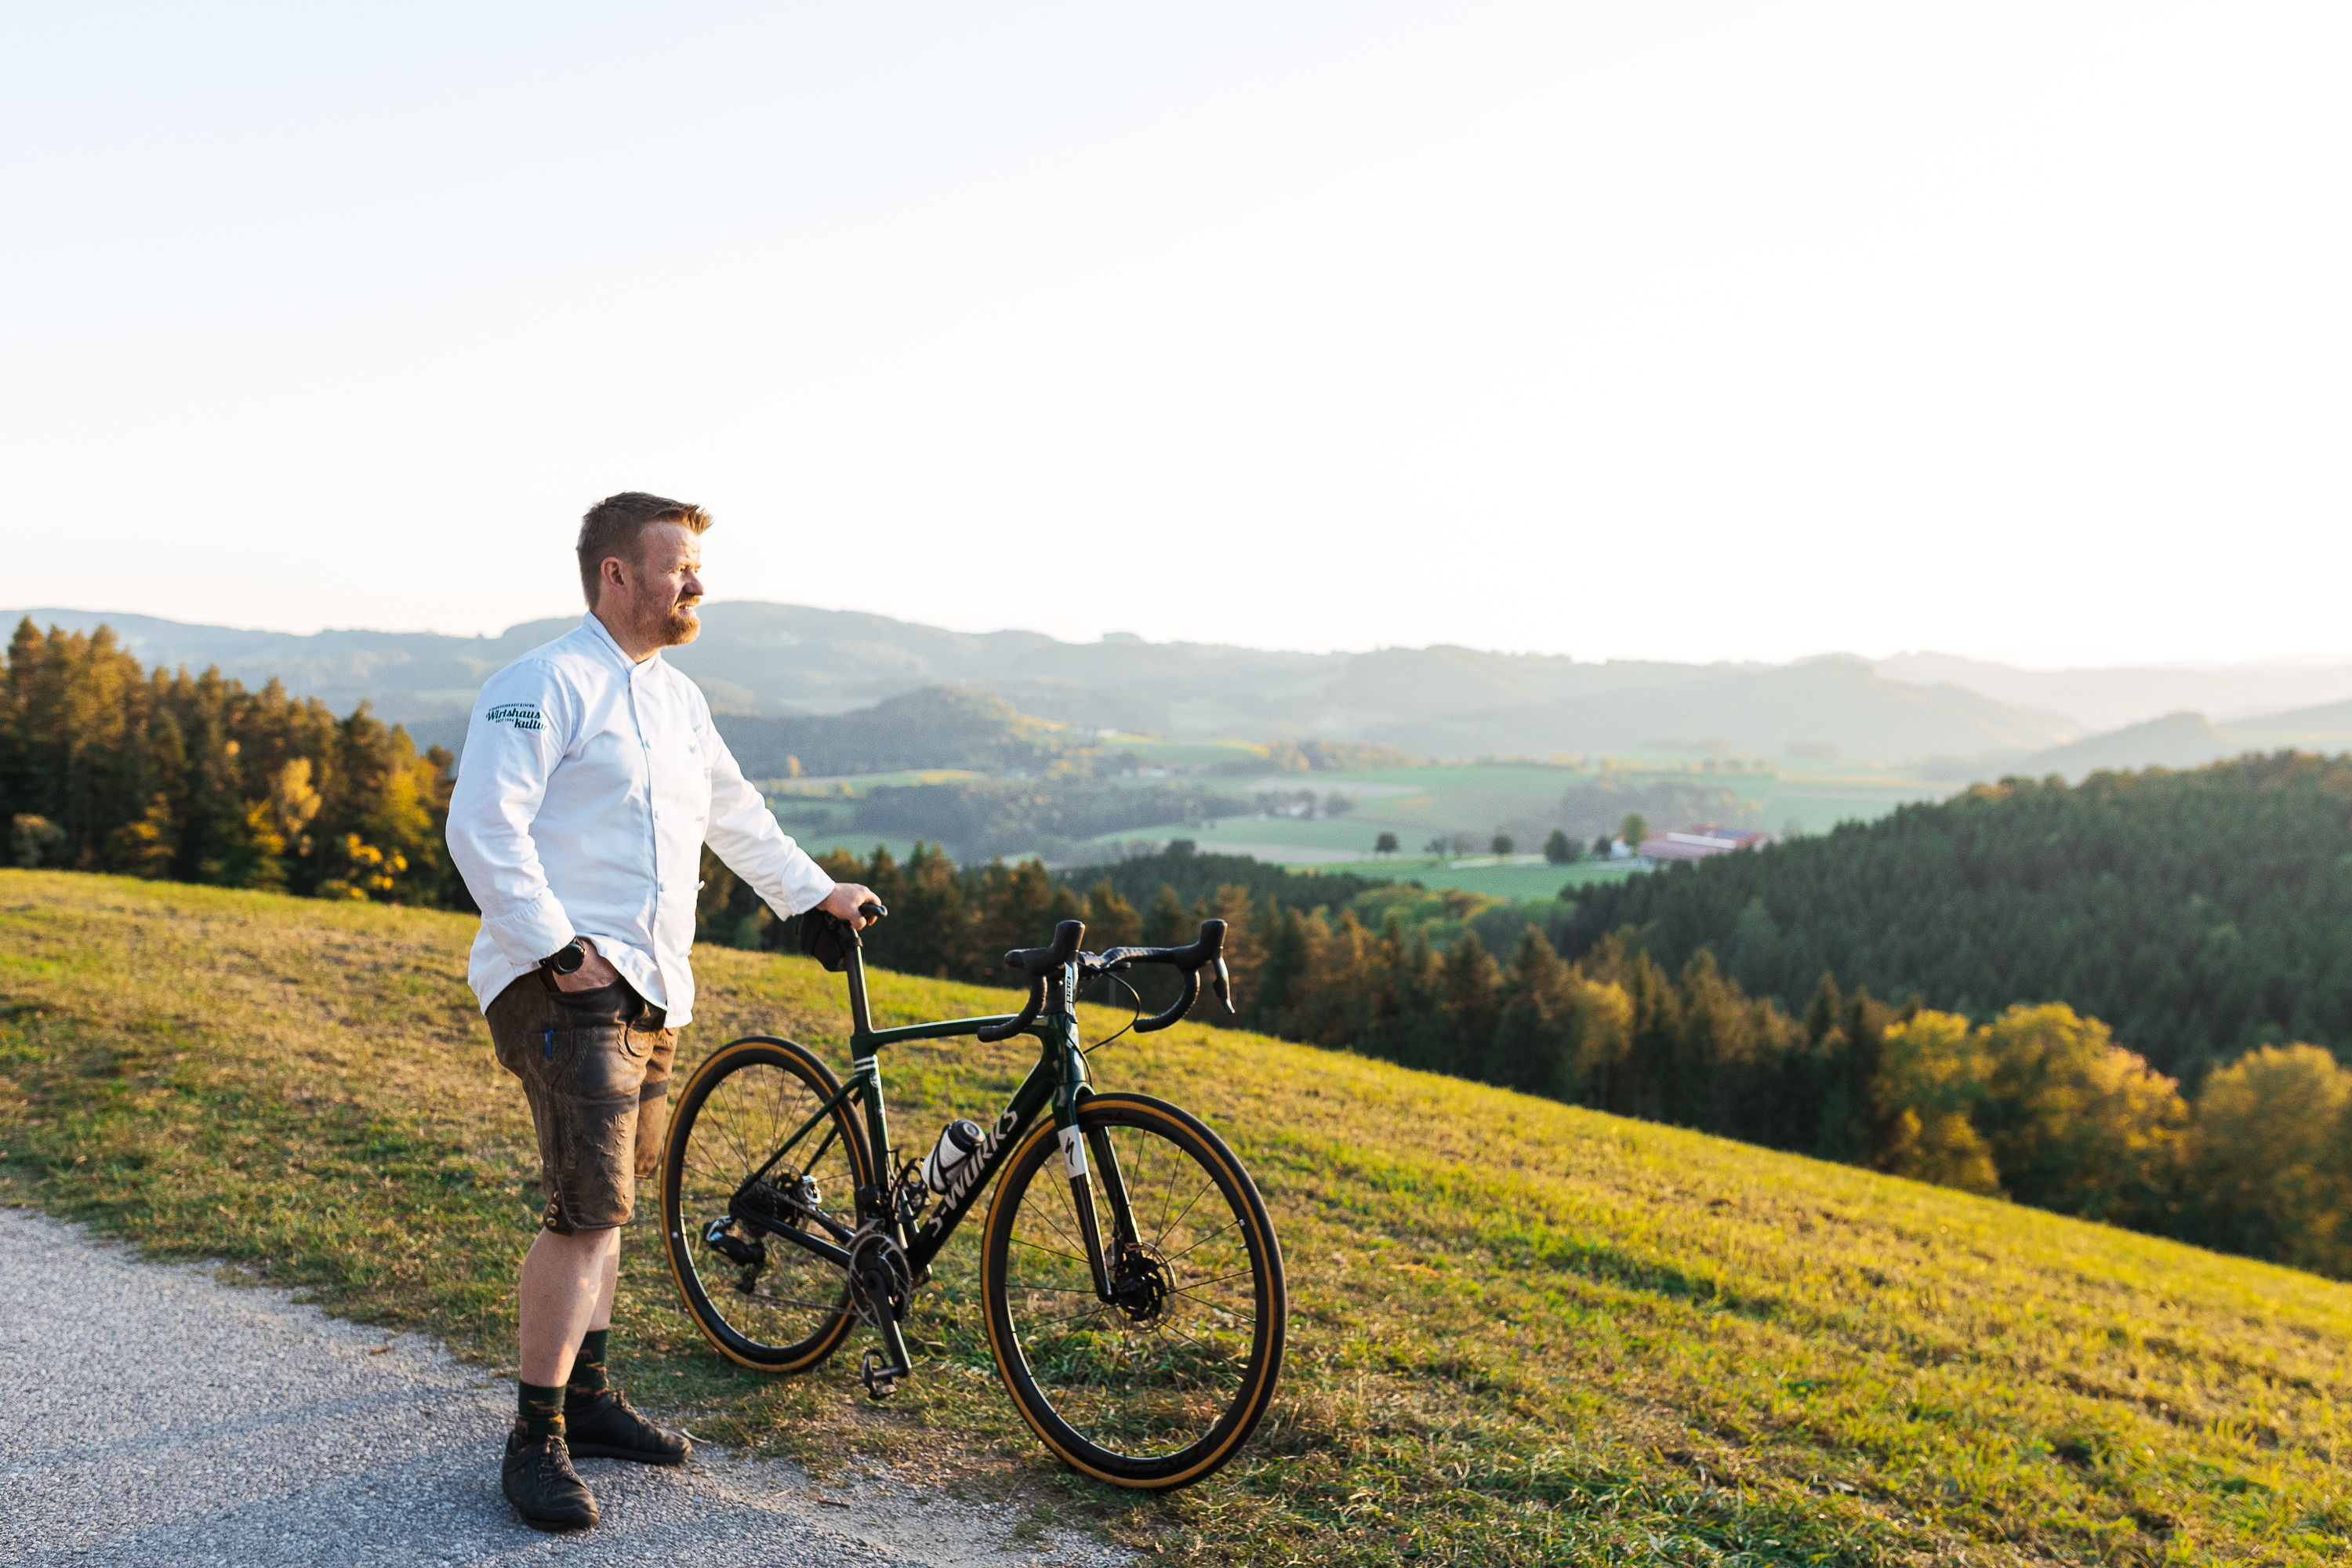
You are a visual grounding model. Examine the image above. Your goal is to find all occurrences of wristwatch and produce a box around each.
[541,938,587,977]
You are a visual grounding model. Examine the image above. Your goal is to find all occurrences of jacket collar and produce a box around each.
[579,612,663,674]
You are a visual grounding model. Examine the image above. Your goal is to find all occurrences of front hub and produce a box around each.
[1109,1241,1177,1327]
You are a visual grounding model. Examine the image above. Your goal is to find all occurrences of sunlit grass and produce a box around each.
[2,869,2350,1563]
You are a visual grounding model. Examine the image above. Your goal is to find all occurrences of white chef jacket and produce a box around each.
[445,614,837,1027]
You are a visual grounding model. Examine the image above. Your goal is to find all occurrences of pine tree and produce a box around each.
[1083,878,1142,950]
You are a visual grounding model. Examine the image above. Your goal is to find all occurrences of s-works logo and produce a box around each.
[918,1108,1022,1241]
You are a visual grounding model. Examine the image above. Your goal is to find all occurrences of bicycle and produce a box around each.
[659,905,1289,1491]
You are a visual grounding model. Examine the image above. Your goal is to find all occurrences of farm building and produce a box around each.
[1639,826,1773,862]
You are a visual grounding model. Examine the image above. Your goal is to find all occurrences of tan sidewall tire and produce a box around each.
[979,1093,1287,1490]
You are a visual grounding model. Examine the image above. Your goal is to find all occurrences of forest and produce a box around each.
[1560,753,2352,1080]
[2,621,459,906]
[719,833,2352,1279]
[710,685,1071,779]
[847,779,1254,861]
[16,615,2352,1279]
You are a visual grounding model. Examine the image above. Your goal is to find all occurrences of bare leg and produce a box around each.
[518,1227,621,1387]
[590,1232,619,1332]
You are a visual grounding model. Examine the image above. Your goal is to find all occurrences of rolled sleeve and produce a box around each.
[479,885,577,972]
[700,723,837,917]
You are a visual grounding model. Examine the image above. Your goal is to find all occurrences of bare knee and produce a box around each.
[526,1225,619,1273]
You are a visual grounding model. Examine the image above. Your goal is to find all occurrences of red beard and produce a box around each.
[655,601,702,648]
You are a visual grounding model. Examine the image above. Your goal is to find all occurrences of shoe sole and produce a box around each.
[568,1442,691,1466]
[517,1508,599,1534]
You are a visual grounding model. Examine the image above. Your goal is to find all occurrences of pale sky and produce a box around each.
[5,2,2345,665]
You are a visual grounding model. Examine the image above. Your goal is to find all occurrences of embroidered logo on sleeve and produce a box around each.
[485,702,546,731]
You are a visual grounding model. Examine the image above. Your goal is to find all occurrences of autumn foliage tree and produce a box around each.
[1,619,457,905]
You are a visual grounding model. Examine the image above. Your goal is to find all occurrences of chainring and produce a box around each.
[846,1229,915,1327]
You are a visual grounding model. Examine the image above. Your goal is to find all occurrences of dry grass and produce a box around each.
[4,869,2351,1564]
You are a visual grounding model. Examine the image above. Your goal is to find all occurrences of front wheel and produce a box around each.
[981,1093,1287,1490]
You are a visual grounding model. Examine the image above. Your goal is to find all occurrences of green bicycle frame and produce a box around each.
[743,942,1135,1290]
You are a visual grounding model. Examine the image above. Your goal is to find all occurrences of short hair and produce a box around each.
[576,492,713,607]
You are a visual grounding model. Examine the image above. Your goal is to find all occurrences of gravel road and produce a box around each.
[0,1207,1125,1567]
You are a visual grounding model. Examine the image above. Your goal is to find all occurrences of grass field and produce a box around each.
[1070,761,1958,889]
[5,870,2350,1564]
[1312,857,1642,901]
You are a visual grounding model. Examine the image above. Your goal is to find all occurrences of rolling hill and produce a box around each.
[1879,650,2352,732]
[24,604,2352,772]
[5,606,2088,766]
[4,870,2350,1563]
[1562,752,2352,1079]
[1373,653,2078,763]
[2009,699,2352,782]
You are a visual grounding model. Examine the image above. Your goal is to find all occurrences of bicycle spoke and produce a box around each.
[1011,1236,1094,1269]
[1169,1266,1257,1298]
[995,1109,1272,1469]
[670,1052,862,1363]
[1162,1216,1237,1265]
[1022,1298,1120,1328]
[1153,1178,1216,1252]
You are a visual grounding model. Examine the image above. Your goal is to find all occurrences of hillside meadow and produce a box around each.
[1055,760,1955,877]
[2,870,2350,1565]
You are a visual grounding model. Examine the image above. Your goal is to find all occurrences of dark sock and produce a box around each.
[568,1329,611,1400]
[515,1381,565,1444]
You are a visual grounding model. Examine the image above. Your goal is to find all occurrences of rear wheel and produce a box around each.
[980,1093,1286,1490]
[661,1036,871,1371]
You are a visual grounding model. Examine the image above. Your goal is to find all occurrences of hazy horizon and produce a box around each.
[7,3,2344,666]
[15,599,2352,680]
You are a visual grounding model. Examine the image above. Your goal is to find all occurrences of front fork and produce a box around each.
[1048,986,1136,1304]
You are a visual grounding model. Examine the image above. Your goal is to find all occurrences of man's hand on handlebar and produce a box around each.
[818,883,882,931]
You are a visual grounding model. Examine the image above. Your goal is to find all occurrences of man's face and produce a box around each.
[604,521,705,650]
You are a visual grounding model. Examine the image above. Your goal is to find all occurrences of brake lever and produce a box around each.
[1211,956,1233,1015]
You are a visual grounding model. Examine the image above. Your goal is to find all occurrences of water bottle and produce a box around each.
[924,1118,985,1194]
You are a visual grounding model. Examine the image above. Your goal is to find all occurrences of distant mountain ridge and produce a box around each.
[2010,699,2352,781]
[1875,652,2352,731]
[1371,655,2078,763]
[14,604,2352,768]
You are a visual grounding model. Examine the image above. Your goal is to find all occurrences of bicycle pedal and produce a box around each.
[859,1349,906,1401]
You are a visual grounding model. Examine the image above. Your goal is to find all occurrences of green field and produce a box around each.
[764,757,1955,891]
[1081,761,1957,862]
[1766,772,1959,837]
[1109,738,1265,768]
[1308,856,1642,901]
[764,768,987,793]
[785,832,926,865]
[4,869,2350,1563]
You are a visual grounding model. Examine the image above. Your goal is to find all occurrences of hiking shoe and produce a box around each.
[502,1431,599,1532]
[564,1386,692,1466]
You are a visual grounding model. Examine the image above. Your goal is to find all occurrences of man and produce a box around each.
[447,492,875,1533]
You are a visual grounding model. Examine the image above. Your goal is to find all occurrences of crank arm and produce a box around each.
[728,1208,852,1271]
[862,1316,916,1401]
